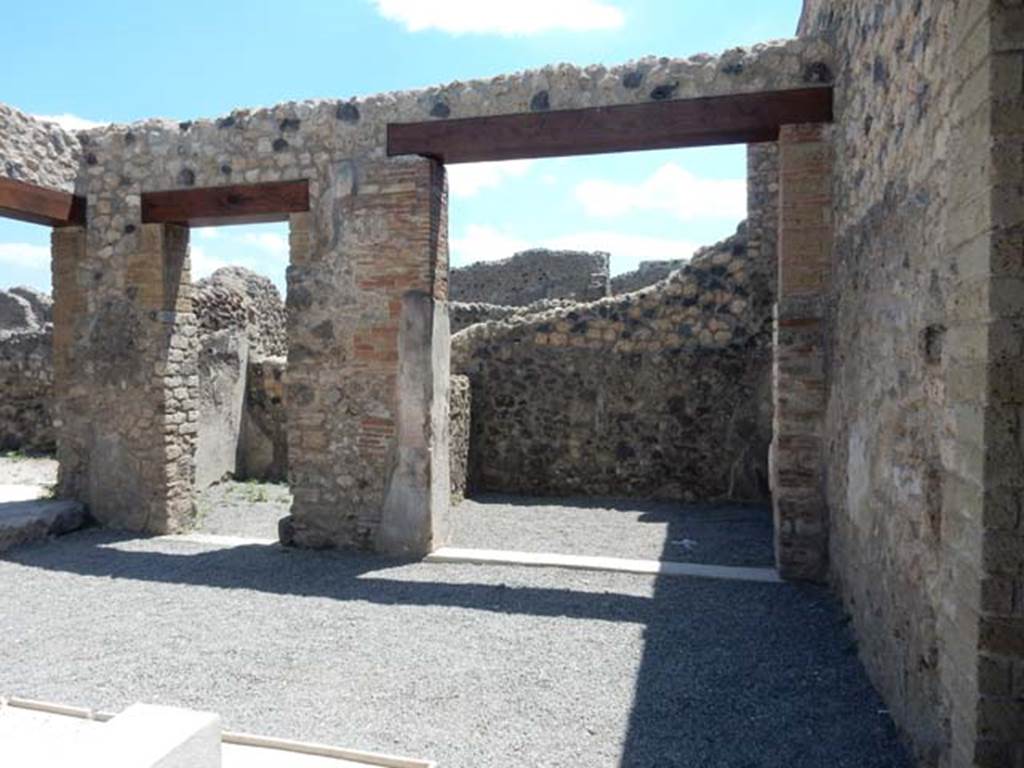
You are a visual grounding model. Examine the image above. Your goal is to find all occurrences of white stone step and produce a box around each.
[0,698,435,768]
[427,546,782,583]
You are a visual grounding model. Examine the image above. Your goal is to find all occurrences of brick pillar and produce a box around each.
[51,226,86,497]
[967,3,1024,764]
[131,223,198,533]
[771,123,832,582]
[284,156,450,555]
[59,222,197,532]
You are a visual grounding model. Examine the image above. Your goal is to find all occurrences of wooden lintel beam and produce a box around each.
[141,180,310,227]
[387,86,833,163]
[0,177,86,227]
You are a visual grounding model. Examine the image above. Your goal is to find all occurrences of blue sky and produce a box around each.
[1,0,801,293]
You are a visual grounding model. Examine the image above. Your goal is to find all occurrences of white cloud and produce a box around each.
[189,244,227,280]
[0,242,50,270]
[575,163,745,222]
[239,232,289,258]
[189,227,289,292]
[450,225,530,267]
[31,113,107,131]
[372,0,625,35]
[447,160,535,199]
[449,224,698,274]
[546,231,698,272]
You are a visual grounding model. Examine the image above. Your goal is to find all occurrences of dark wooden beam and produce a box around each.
[388,86,832,163]
[141,180,310,227]
[0,177,85,226]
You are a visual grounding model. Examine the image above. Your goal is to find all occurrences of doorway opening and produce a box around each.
[188,220,292,539]
[443,144,777,573]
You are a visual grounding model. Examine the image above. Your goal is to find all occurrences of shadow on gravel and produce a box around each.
[618,516,913,768]
[3,531,658,623]
[4,527,915,767]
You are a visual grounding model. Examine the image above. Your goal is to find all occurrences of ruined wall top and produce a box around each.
[193,267,287,359]
[450,248,610,306]
[1,37,832,199]
[0,106,82,192]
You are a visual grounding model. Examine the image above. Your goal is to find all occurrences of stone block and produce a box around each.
[0,499,86,553]
[92,703,221,768]
[194,329,249,488]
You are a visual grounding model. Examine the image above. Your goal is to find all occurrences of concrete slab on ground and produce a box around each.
[0,698,434,768]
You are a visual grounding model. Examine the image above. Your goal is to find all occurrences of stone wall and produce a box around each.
[450,249,610,306]
[449,298,576,334]
[194,329,249,489]
[799,1,1024,765]
[0,330,53,453]
[195,267,287,358]
[453,223,773,502]
[0,106,81,191]
[448,375,471,501]
[0,288,56,453]
[0,287,52,332]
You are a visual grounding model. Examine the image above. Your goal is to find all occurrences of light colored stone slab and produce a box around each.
[0,498,86,552]
[0,701,220,768]
[1,698,435,768]
[427,546,782,583]
[96,703,222,768]
[153,532,278,547]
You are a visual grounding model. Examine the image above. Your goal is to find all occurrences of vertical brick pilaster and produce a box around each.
[285,157,450,554]
[50,226,86,498]
[971,5,1024,764]
[74,222,197,533]
[772,123,833,582]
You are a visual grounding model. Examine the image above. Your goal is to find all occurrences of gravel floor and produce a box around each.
[1,458,773,568]
[450,494,774,566]
[0,530,911,768]
[196,480,291,539]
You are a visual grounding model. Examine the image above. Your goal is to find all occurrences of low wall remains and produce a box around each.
[449,298,576,335]
[449,375,471,501]
[0,287,55,453]
[450,249,610,306]
[452,224,773,502]
[0,330,54,453]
